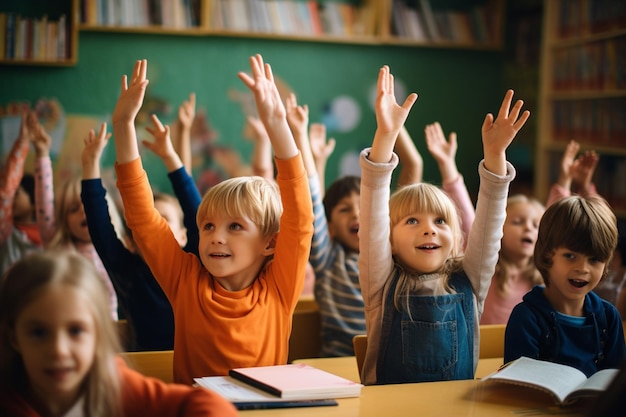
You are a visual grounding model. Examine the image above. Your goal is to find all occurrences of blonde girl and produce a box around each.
[481,194,545,324]
[358,65,529,385]
[0,251,237,417]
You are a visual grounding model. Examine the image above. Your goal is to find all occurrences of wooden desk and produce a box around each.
[246,357,587,417]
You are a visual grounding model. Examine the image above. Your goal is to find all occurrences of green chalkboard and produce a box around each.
[0,31,504,197]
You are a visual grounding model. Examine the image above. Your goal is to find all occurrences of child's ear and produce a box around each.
[262,233,278,256]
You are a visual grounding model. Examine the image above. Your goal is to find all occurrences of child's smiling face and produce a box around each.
[328,191,360,253]
[543,247,607,314]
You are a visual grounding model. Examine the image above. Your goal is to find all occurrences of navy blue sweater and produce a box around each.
[81,167,200,351]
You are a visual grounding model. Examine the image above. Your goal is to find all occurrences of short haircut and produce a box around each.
[196,176,282,239]
[534,195,618,286]
[323,176,360,222]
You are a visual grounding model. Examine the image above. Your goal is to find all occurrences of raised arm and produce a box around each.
[285,92,316,176]
[369,66,418,164]
[112,59,149,164]
[481,89,529,176]
[143,114,184,173]
[425,121,475,238]
[29,111,55,245]
[172,92,195,174]
[0,109,32,243]
[571,149,599,197]
[309,123,335,195]
[394,125,423,187]
[82,122,111,180]
[237,54,298,160]
[245,116,274,180]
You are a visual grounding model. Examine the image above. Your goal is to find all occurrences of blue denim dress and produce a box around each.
[376,271,475,384]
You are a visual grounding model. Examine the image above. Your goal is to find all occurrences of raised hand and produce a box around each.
[425,122,457,167]
[112,59,149,125]
[369,65,418,164]
[238,54,286,129]
[558,140,580,185]
[481,89,530,175]
[82,122,111,179]
[238,54,297,160]
[571,149,599,193]
[309,123,335,169]
[285,93,309,137]
[27,111,52,158]
[143,114,182,172]
[178,92,196,130]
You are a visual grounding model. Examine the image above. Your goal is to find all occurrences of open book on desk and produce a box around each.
[482,356,619,405]
[194,363,362,409]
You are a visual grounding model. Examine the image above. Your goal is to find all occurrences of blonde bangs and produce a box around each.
[196,176,282,238]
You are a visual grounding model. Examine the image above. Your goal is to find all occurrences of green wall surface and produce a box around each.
[0,32,505,197]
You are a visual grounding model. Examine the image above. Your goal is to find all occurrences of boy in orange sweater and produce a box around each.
[112,56,313,384]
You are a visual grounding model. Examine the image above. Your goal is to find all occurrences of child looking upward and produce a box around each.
[359,65,528,385]
[112,57,313,384]
[0,251,237,417]
[505,195,626,377]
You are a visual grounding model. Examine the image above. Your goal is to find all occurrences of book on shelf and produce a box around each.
[482,356,620,405]
[194,363,362,407]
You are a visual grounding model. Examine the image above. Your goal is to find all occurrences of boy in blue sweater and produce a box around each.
[505,195,626,377]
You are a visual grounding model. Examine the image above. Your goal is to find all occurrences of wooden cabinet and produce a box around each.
[535,0,626,216]
[0,0,78,66]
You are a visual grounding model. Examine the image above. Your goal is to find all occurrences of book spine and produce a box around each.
[229,369,283,397]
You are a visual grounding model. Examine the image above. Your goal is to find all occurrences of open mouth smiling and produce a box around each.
[568,279,588,288]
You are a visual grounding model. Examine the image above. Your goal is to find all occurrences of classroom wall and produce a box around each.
[0,33,504,197]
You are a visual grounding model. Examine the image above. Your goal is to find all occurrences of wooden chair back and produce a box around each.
[120,350,174,383]
[352,334,367,380]
[479,324,506,359]
[288,297,322,363]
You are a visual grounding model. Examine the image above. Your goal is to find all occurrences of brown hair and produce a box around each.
[534,196,618,286]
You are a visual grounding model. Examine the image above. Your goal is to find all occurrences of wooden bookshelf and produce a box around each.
[0,0,78,66]
[76,0,504,49]
[0,0,505,63]
[535,0,626,217]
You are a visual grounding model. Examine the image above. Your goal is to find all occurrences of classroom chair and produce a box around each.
[478,323,506,359]
[120,350,174,383]
[115,319,133,351]
[288,297,322,363]
[352,334,367,380]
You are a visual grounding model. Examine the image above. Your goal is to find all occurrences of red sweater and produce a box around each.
[115,155,313,384]
[0,357,238,416]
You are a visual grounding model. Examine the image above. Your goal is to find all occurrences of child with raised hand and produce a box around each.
[286,92,365,357]
[0,109,43,275]
[308,122,335,195]
[113,57,313,384]
[547,139,599,206]
[481,194,545,324]
[359,65,527,386]
[29,115,119,321]
[504,195,626,377]
[81,118,200,351]
[0,251,238,417]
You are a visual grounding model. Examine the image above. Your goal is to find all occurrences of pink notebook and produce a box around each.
[228,363,363,400]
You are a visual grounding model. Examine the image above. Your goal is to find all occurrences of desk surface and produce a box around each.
[239,357,586,417]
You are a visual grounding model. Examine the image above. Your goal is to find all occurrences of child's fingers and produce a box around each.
[512,110,530,131]
[401,93,418,111]
[497,89,514,120]
[482,113,494,132]
[121,74,128,92]
[507,99,524,124]
[237,72,255,89]
[264,62,274,83]
[150,114,165,131]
